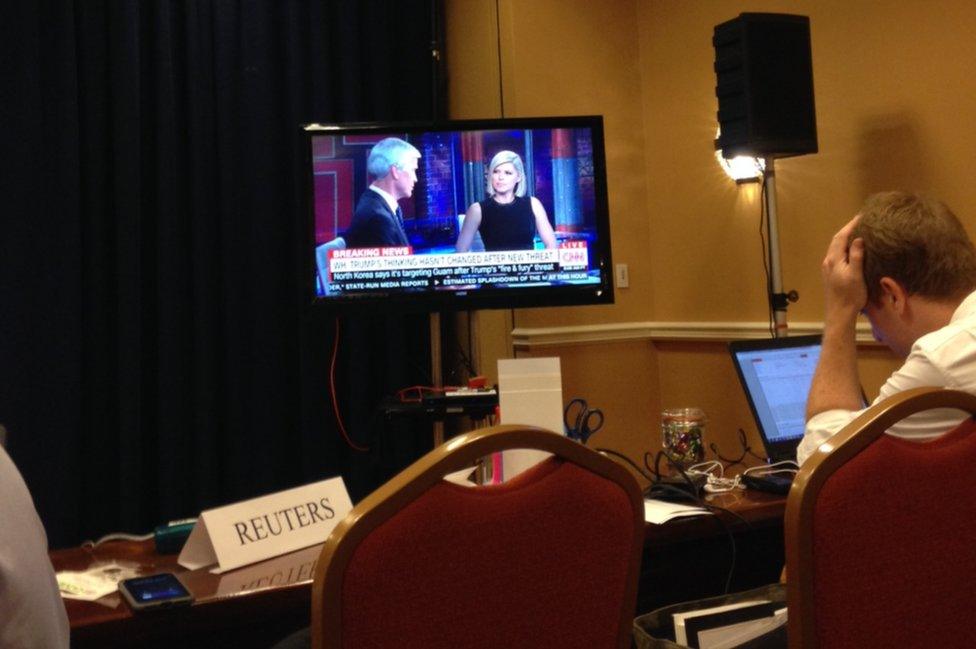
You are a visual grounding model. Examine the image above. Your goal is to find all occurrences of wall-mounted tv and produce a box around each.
[303,115,613,313]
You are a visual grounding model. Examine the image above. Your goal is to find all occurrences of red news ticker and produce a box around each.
[330,246,413,259]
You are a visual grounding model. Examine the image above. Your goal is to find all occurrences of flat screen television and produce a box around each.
[303,115,613,313]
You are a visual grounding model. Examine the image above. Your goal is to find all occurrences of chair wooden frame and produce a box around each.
[784,387,976,648]
[310,424,645,649]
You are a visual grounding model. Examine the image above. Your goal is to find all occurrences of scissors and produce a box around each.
[563,398,604,443]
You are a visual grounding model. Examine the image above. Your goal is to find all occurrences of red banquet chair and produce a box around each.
[310,425,644,649]
[785,387,976,648]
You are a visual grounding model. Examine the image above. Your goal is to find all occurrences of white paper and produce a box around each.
[696,607,787,648]
[442,466,478,486]
[643,498,712,524]
[57,562,140,601]
[497,357,564,479]
[673,600,769,645]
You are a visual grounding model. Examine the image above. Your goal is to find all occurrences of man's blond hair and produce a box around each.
[853,191,976,304]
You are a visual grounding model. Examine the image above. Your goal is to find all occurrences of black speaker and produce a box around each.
[713,13,818,159]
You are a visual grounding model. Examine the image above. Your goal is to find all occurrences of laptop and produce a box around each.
[728,335,823,463]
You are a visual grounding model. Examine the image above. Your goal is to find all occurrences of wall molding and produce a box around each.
[511,320,879,349]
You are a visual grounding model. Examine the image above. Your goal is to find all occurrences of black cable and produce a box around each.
[594,447,657,483]
[455,343,476,380]
[597,445,753,593]
[428,0,443,120]
[703,502,744,594]
[466,311,477,376]
[708,428,769,468]
[494,0,505,118]
[455,318,477,378]
[654,449,750,594]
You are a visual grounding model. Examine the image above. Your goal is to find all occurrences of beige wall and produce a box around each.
[444,0,976,461]
[637,0,976,324]
[447,0,653,325]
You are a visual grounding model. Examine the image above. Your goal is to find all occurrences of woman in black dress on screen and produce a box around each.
[455,150,558,252]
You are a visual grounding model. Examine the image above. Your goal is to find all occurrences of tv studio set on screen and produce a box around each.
[304,116,613,313]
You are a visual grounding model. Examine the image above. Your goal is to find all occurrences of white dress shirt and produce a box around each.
[0,445,70,649]
[368,185,399,215]
[798,289,976,465]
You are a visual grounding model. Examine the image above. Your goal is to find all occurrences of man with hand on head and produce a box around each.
[342,137,421,248]
[798,191,976,465]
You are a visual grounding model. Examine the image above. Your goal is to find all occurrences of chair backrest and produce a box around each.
[785,387,976,648]
[316,237,346,295]
[311,425,644,649]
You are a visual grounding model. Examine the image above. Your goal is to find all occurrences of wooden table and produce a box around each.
[52,540,319,648]
[53,488,786,648]
[645,487,786,543]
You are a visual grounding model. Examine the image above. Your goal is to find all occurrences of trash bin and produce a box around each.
[633,583,787,649]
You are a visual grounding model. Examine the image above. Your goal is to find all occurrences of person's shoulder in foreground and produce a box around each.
[798,191,976,465]
[0,443,70,649]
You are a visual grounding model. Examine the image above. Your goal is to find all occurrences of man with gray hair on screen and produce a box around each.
[799,191,976,465]
[342,137,421,248]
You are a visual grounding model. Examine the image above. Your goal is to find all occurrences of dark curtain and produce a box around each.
[0,0,443,549]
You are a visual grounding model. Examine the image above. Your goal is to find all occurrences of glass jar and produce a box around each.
[661,408,707,468]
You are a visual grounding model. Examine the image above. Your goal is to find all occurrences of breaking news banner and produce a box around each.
[326,242,592,293]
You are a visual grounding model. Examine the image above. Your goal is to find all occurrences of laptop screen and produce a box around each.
[729,335,822,461]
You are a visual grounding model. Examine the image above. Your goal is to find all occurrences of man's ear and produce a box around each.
[879,277,909,314]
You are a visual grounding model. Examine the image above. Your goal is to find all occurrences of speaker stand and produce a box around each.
[763,159,796,338]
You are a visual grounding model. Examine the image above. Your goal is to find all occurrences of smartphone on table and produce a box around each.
[119,572,194,611]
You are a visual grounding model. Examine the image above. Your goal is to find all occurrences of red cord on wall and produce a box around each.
[330,316,369,452]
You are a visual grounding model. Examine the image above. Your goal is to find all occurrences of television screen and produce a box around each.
[303,115,613,313]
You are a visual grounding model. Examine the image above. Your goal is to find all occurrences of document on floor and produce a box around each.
[643,498,712,524]
[695,608,787,649]
[673,599,787,648]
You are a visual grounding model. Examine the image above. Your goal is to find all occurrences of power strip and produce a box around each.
[154,519,197,554]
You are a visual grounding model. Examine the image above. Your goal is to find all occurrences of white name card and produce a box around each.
[178,476,352,574]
